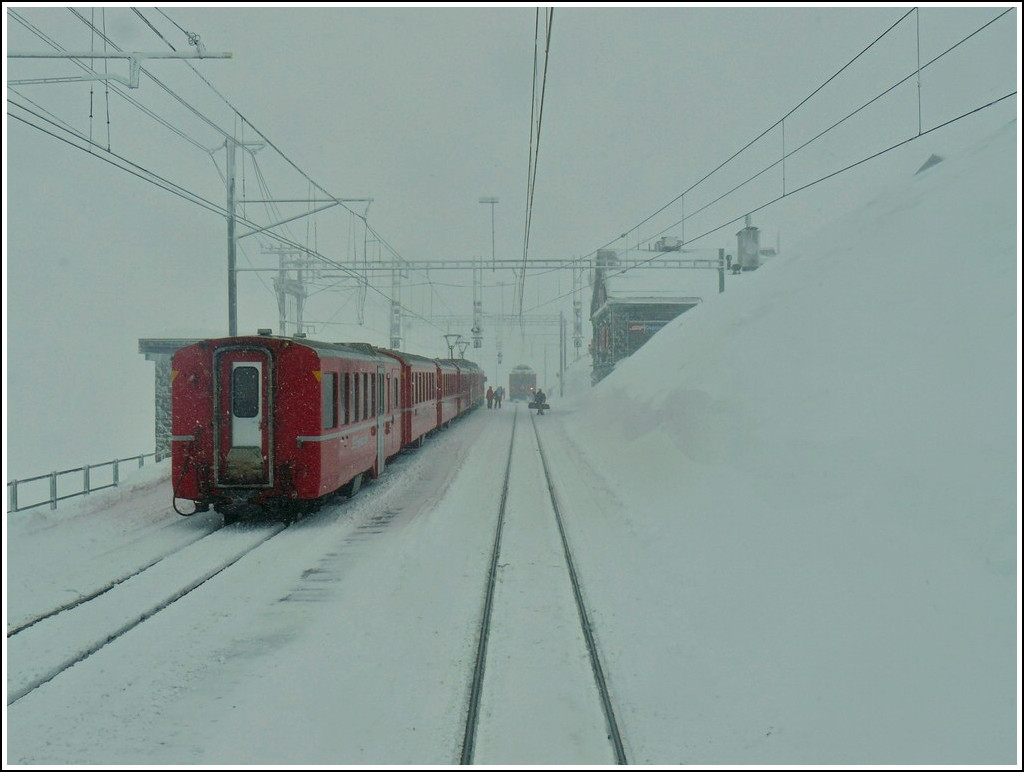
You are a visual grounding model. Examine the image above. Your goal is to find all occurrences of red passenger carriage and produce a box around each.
[171,333,483,520]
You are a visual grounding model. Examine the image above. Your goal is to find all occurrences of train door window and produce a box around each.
[232,366,260,418]
[394,377,399,410]
[362,373,369,420]
[371,373,377,416]
[322,371,337,430]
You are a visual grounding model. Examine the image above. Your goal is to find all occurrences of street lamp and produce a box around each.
[479,196,498,270]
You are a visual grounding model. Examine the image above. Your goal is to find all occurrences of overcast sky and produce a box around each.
[3,4,1019,477]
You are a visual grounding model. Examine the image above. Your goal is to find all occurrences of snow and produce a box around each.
[4,119,1020,766]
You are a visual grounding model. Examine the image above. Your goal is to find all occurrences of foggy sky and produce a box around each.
[3,4,1018,477]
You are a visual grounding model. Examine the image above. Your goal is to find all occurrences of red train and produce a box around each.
[508,363,537,401]
[171,333,484,521]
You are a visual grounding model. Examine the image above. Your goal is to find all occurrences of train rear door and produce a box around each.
[214,347,272,488]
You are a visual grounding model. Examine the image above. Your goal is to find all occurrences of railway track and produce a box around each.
[460,404,628,764]
[8,407,628,763]
[7,523,221,638]
[6,522,287,705]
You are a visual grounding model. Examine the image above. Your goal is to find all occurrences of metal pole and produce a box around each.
[479,197,498,271]
[227,136,238,336]
[559,311,566,397]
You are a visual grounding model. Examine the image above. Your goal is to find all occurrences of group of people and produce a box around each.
[485,384,547,415]
[486,385,505,409]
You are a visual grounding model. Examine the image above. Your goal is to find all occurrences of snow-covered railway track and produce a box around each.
[6,522,286,705]
[6,523,222,638]
[460,404,628,764]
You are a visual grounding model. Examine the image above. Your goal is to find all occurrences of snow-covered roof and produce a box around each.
[595,247,723,302]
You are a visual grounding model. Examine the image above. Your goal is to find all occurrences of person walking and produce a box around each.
[534,388,547,416]
[486,386,494,409]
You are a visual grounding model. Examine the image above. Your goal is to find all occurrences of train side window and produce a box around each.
[371,373,377,416]
[362,373,369,420]
[341,373,350,425]
[322,371,337,430]
[353,373,360,423]
[394,377,399,409]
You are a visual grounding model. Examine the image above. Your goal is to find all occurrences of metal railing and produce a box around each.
[7,452,159,513]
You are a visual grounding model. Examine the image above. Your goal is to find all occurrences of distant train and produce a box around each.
[171,332,484,521]
[508,364,537,402]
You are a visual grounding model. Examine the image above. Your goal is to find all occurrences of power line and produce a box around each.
[522,91,1015,318]
[11,6,460,339]
[584,7,1015,263]
[517,8,554,318]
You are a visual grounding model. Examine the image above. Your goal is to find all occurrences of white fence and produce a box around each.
[7,453,158,513]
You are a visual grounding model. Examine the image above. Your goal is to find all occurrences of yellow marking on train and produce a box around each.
[171,370,179,383]
[313,370,322,382]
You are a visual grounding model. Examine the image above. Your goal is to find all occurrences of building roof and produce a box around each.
[593,247,723,305]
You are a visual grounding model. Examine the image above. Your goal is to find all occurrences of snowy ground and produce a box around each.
[4,119,1020,766]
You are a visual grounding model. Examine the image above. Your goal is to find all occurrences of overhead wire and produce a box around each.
[75,6,461,336]
[12,5,471,336]
[583,6,1013,264]
[516,8,553,318]
[520,89,1016,319]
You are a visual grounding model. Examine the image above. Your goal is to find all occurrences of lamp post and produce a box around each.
[479,196,498,271]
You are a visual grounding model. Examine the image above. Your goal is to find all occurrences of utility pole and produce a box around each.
[559,310,566,397]
[391,254,403,349]
[227,136,238,336]
[479,196,498,271]
[472,258,483,348]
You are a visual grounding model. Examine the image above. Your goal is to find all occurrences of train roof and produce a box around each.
[376,348,440,367]
[187,335,388,363]
[177,336,487,378]
[437,358,483,371]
